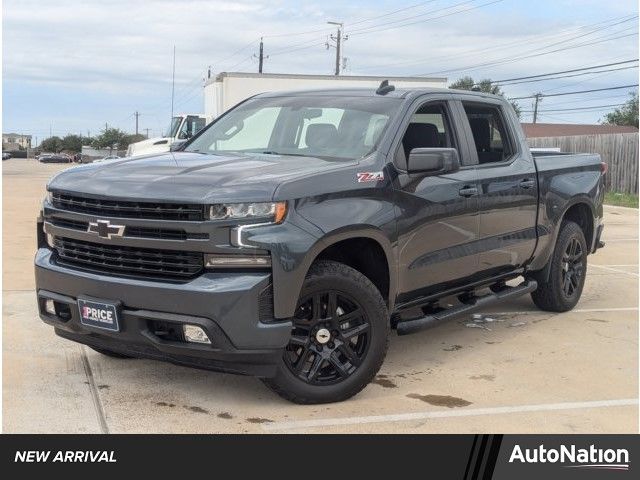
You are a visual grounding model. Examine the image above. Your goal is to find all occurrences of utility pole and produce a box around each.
[255,37,269,73]
[134,111,140,135]
[532,93,543,124]
[326,21,346,76]
[144,128,150,139]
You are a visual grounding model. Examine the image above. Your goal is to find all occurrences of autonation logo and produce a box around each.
[509,444,630,471]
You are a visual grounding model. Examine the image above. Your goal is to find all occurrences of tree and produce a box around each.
[92,127,127,150]
[120,133,146,149]
[60,134,85,153]
[39,136,64,153]
[601,92,638,127]
[449,76,522,118]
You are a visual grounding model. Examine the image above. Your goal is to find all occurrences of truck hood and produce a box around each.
[48,151,353,203]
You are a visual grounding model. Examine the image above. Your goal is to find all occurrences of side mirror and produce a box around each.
[407,148,460,175]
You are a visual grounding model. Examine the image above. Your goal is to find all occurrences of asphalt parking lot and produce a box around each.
[3,158,638,433]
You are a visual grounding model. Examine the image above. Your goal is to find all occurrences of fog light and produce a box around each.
[183,325,211,344]
[44,299,56,315]
[204,254,271,268]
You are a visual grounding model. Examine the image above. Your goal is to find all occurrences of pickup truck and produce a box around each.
[126,114,208,157]
[35,84,606,404]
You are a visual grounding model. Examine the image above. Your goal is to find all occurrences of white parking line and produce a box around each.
[487,307,638,316]
[590,265,639,277]
[263,398,638,431]
[592,264,638,267]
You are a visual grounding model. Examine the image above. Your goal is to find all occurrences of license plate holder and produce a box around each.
[78,297,121,332]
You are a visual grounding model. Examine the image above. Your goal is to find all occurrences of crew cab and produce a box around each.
[35,84,605,404]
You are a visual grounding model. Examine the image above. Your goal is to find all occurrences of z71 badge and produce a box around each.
[356,172,384,183]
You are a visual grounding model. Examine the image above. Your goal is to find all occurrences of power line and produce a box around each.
[497,66,638,87]
[511,84,639,100]
[347,1,439,27]
[493,59,638,83]
[522,103,627,113]
[349,0,503,37]
[419,22,638,75]
[355,13,636,72]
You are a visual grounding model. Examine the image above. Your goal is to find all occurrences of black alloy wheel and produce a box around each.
[262,260,389,404]
[284,290,370,386]
[530,220,588,312]
[561,236,585,298]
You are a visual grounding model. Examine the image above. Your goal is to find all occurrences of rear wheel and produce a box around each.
[530,220,587,312]
[263,260,389,404]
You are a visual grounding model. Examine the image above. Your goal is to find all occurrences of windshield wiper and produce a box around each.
[259,151,309,157]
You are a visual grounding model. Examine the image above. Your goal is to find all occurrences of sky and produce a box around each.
[2,0,638,144]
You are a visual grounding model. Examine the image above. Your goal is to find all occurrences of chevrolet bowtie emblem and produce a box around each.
[87,219,125,239]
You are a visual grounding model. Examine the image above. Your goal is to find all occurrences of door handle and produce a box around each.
[459,186,478,197]
[519,179,535,189]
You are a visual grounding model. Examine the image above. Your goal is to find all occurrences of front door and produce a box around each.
[393,97,480,304]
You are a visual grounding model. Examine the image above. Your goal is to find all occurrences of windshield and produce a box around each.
[164,117,182,138]
[184,96,401,161]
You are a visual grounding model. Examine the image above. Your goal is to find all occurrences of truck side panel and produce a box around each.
[528,153,604,271]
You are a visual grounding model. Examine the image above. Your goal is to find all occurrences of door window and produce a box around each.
[178,116,207,139]
[462,103,514,164]
[397,102,456,168]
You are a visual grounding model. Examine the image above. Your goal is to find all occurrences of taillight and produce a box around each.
[600,162,608,175]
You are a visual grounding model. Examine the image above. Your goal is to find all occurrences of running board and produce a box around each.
[396,279,538,336]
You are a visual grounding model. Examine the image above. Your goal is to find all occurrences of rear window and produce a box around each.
[462,103,514,164]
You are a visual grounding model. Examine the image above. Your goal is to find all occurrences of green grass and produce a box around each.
[604,191,639,208]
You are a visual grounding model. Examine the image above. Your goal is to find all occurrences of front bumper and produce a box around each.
[35,248,292,377]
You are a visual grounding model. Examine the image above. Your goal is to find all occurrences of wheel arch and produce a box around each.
[281,227,396,318]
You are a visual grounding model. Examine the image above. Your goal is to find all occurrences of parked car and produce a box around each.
[36,85,606,404]
[39,153,71,163]
[2,152,11,160]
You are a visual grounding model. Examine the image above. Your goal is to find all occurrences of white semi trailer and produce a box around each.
[204,72,448,119]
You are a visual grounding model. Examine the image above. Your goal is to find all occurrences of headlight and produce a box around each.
[207,201,287,223]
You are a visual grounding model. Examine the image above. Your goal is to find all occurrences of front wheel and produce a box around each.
[263,260,389,404]
[530,220,588,312]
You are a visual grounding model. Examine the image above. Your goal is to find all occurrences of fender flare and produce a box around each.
[274,225,397,318]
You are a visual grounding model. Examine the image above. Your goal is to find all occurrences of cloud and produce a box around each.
[2,0,638,134]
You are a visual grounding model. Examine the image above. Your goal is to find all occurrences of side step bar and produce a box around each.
[396,279,538,336]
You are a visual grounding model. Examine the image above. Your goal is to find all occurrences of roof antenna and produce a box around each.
[376,79,395,95]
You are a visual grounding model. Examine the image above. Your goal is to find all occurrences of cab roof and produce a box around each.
[255,86,507,102]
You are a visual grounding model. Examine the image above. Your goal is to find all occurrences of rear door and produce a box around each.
[455,98,538,276]
[392,95,480,303]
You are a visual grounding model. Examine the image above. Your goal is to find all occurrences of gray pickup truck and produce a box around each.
[35,84,606,403]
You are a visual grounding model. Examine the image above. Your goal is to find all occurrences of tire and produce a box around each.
[262,260,390,404]
[530,220,588,312]
[89,346,134,359]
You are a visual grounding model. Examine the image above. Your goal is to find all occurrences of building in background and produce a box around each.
[521,123,638,138]
[204,72,448,119]
[2,133,32,151]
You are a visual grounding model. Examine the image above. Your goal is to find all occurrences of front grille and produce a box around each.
[53,237,203,281]
[51,192,204,221]
[49,217,208,241]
